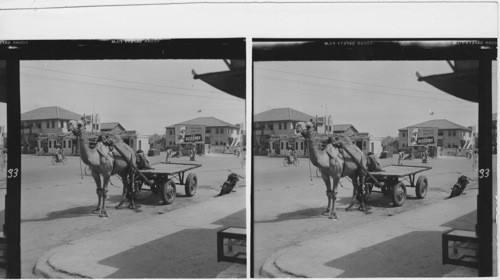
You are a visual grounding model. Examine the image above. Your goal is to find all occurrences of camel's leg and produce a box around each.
[116,174,129,209]
[321,173,332,216]
[91,172,102,214]
[329,176,340,219]
[100,175,110,218]
[345,177,358,211]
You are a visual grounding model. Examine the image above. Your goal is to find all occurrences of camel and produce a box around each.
[296,121,368,219]
[67,120,138,217]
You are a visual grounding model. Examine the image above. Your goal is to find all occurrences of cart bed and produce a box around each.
[370,164,431,177]
[139,162,201,175]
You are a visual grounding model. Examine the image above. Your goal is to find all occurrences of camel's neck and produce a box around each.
[306,133,322,167]
[78,132,100,167]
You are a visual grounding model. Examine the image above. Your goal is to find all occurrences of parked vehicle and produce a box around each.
[216,172,244,197]
[447,173,474,199]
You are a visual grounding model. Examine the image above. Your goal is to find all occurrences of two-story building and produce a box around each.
[21,106,84,154]
[165,117,242,154]
[398,119,475,157]
[253,107,382,157]
[22,106,148,155]
[253,107,325,155]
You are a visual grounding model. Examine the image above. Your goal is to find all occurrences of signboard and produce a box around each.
[407,127,438,146]
[175,124,206,144]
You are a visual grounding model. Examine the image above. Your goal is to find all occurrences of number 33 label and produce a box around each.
[479,168,490,178]
[7,168,18,178]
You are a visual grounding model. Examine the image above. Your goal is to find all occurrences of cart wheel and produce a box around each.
[51,157,56,165]
[62,157,67,165]
[160,179,176,205]
[391,181,407,206]
[415,175,428,199]
[283,158,289,167]
[293,158,299,166]
[185,173,197,197]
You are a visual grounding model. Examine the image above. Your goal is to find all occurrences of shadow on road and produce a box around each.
[325,230,457,277]
[99,210,246,278]
[254,207,327,224]
[21,205,95,222]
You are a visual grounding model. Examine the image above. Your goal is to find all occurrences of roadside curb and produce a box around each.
[259,194,478,278]
[33,190,246,278]
[34,245,86,279]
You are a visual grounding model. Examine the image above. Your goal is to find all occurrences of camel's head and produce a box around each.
[67,120,85,137]
[295,121,314,138]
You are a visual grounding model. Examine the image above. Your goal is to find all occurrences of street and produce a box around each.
[20,152,246,278]
[253,154,483,276]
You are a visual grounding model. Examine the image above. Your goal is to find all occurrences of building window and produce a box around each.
[301,142,304,150]
[402,132,406,138]
[49,141,52,148]
[453,131,456,137]
[438,131,443,136]
[68,141,71,148]
[169,130,173,135]
[206,129,211,134]
[51,120,55,128]
[448,131,451,136]
[215,141,219,145]
[281,142,284,150]
[278,123,282,130]
[269,124,273,130]
[295,142,298,149]
[63,141,66,148]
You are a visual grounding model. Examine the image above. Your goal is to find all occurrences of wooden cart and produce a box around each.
[364,164,432,206]
[137,162,202,204]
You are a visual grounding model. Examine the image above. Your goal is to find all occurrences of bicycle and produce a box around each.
[283,156,299,167]
[52,154,67,165]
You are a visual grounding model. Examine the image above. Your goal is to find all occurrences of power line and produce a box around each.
[254,73,472,104]
[21,65,233,98]
[20,72,242,102]
[256,66,455,99]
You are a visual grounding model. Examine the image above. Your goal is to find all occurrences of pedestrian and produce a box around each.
[240,147,246,168]
[472,149,479,171]
[397,149,404,165]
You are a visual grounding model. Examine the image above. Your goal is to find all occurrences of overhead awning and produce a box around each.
[192,59,245,99]
[417,61,478,102]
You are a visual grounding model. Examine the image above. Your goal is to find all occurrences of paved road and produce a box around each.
[21,152,246,278]
[253,154,480,276]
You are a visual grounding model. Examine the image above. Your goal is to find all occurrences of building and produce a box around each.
[21,106,84,154]
[253,107,381,157]
[165,117,243,153]
[253,107,325,155]
[397,119,475,157]
[22,106,147,155]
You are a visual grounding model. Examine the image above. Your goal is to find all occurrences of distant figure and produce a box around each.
[472,149,479,171]
[240,147,246,168]
[0,150,5,171]
[398,149,404,165]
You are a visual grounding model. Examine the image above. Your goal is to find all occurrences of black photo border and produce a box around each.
[251,38,497,277]
[0,38,246,278]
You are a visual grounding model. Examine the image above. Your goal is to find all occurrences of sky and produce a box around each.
[254,61,497,138]
[13,60,245,135]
